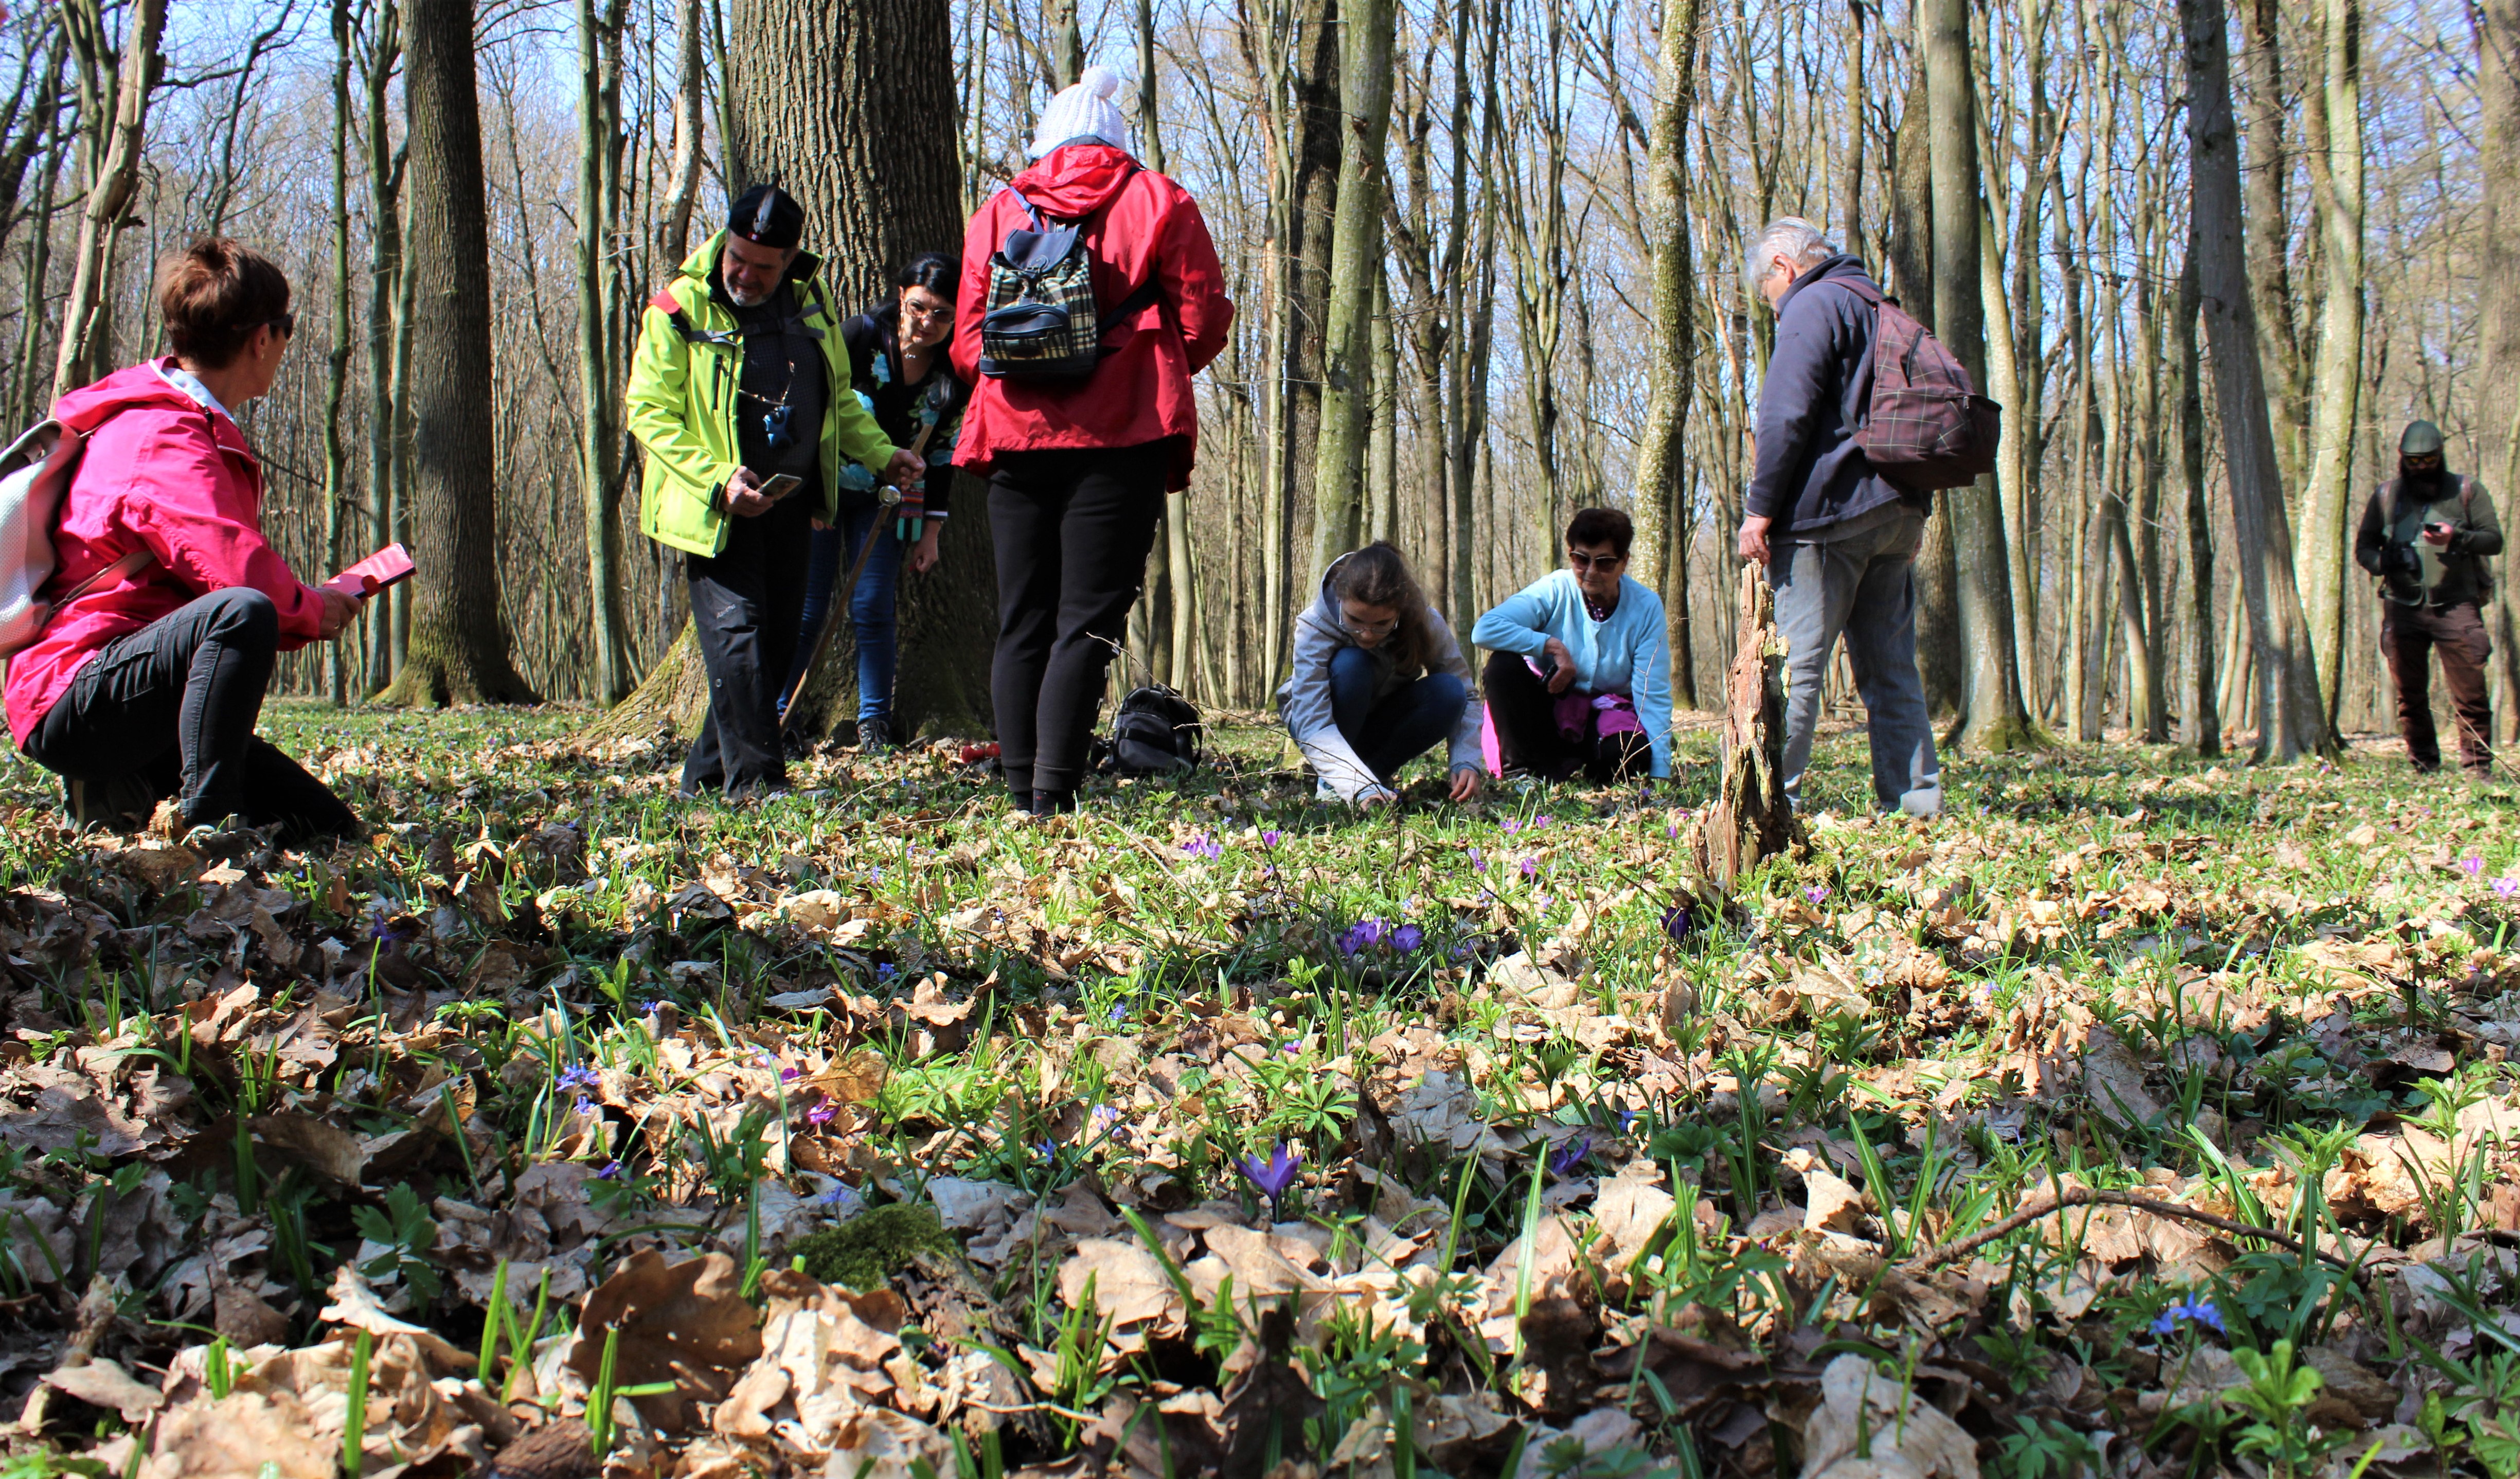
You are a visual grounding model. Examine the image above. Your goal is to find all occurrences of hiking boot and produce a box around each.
[63,772,160,834]
[858,714,892,754]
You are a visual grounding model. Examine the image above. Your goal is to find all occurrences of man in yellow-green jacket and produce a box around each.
[629,185,923,798]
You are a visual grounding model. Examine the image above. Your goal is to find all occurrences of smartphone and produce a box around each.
[323,542,415,599]
[757,472,805,502]
[2425,521,2454,536]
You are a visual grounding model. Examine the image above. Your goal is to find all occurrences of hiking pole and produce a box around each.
[780,484,900,730]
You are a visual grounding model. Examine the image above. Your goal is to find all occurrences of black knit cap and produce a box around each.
[727,184,805,250]
[2400,419,2445,457]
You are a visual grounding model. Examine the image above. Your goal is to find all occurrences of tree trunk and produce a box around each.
[2479,0,2520,741]
[384,0,537,706]
[2298,0,2363,735]
[1308,0,1397,579]
[1888,72,1958,715]
[1630,0,1704,709]
[323,0,355,705]
[2181,0,2332,761]
[1978,199,2038,708]
[659,0,707,266]
[360,1,404,693]
[1925,0,2032,750]
[578,0,633,703]
[51,0,163,402]
[2177,247,2220,755]
[2242,0,2308,493]
[1695,564,1801,885]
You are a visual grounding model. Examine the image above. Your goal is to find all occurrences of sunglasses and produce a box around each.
[1567,550,1625,572]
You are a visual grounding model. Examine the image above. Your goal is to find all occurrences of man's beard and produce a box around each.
[727,281,772,308]
[2403,460,2445,487]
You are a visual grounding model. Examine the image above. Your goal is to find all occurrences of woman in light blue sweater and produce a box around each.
[1470,507,1672,783]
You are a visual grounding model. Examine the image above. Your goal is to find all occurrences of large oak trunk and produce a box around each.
[2477,0,2520,741]
[384,0,536,706]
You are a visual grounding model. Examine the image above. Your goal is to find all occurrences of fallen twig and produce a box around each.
[1900,1185,2373,1286]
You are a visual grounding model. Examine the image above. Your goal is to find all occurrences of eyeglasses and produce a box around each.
[2404,453,2444,469]
[901,301,954,323]
[1342,613,1399,639]
[1567,550,1625,572]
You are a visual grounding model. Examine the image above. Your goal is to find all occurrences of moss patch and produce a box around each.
[788,1203,953,1290]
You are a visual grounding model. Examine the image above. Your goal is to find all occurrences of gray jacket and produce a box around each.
[1276,556,1484,800]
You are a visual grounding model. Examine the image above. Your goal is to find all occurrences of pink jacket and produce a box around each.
[6,359,325,744]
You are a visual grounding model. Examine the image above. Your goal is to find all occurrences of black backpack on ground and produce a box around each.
[1096,685,1203,775]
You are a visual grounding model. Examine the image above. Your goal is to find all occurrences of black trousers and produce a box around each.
[2382,598,2496,775]
[24,587,359,844]
[684,494,815,797]
[1482,650,1652,784]
[987,441,1172,796]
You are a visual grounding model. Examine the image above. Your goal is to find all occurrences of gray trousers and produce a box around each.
[1771,504,1939,811]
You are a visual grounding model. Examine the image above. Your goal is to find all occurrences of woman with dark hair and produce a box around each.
[1471,507,1672,785]
[1278,541,1484,806]
[7,237,363,842]
[780,251,968,752]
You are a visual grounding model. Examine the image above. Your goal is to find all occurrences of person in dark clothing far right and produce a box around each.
[1736,217,1939,818]
[2354,419,2504,778]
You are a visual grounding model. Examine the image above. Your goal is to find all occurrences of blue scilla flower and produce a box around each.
[2149,1297,2224,1337]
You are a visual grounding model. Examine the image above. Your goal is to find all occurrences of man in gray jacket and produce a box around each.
[1737,217,1939,817]
[2353,419,2504,778]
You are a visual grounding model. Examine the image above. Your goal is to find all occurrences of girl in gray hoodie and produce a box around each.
[1276,542,1486,806]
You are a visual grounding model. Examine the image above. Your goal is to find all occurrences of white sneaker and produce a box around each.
[1316,777,1338,801]
[1898,782,1943,818]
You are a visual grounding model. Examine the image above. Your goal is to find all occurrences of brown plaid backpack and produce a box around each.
[977,181,1161,382]
[1840,278,2003,495]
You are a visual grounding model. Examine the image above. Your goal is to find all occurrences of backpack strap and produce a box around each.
[648,284,738,347]
[52,547,153,606]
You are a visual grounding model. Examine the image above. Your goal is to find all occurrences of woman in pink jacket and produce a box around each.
[8,238,362,841]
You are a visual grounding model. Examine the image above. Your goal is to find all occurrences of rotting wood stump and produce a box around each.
[1695,563,1803,886]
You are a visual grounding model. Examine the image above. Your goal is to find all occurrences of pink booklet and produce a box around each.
[323,543,415,598]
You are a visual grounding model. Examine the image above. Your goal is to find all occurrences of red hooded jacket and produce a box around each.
[7,359,326,744]
[951,144,1233,491]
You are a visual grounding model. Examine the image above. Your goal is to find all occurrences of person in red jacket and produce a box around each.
[952,65,1232,815]
[9,238,363,842]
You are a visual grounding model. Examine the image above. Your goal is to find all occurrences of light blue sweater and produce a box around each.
[1471,570,1673,777]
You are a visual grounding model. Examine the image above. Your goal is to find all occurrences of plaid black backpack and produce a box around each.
[1842,278,2002,495]
[977,182,1161,382]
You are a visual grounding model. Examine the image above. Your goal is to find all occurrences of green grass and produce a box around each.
[2,702,2516,1475]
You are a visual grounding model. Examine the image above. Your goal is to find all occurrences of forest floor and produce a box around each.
[3,703,2518,1479]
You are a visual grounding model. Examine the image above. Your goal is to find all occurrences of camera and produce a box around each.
[2382,542,2422,580]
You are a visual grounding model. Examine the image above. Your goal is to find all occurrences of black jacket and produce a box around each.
[2353,472,2503,608]
[839,307,970,516]
[1747,254,1913,538]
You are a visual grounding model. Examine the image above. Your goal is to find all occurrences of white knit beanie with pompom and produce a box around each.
[1028,64,1134,160]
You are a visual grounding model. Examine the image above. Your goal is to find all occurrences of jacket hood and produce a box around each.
[1302,553,1354,634]
[1009,144,1139,218]
[1776,253,1876,314]
[52,359,210,436]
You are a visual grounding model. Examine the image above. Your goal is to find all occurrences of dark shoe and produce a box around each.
[858,714,892,754]
[63,772,159,834]
[1030,788,1077,816]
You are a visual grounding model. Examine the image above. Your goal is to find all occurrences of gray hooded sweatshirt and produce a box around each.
[1276,554,1485,800]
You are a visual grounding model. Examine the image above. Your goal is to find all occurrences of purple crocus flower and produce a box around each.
[596,1160,624,1180]
[1805,884,1831,905]
[1236,1144,1302,1213]
[1502,818,1522,834]
[2497,874,2520,900]
[1533,815,1552,830]
[1521,857,1539,879]
[1392,923,1424,952]
[1469,847,1485,867]
[806,1099,840,1126]
[2149,1297,2224,1337]
[1341,919,1388,955]
[1661,904,1696,944]
[1547,1134,1592,1177]
[1181,833,1223,861]
[1261,830,1282,847]
[2461,853,2487,877]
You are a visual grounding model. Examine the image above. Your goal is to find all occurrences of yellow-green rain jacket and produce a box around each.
[628,233,900,557]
